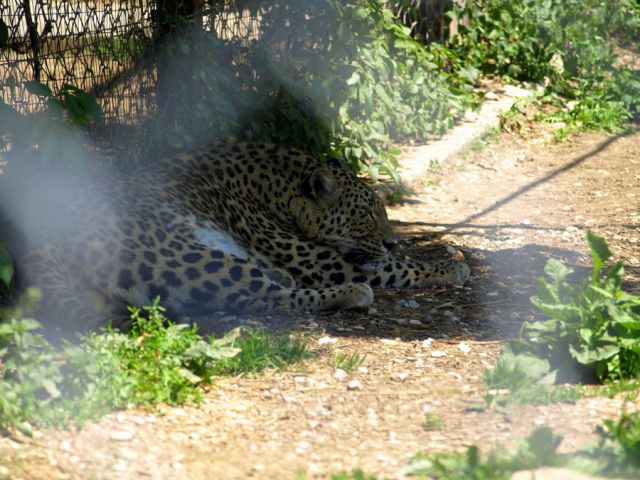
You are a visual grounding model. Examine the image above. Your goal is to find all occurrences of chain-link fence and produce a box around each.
[1,1,262,134]
[1,1,452,161]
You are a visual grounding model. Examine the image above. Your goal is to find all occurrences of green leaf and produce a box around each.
[24,81,53,98]
[346,72,360,86]
[73,91,103,122]
[0,19,8,48]
[586,230,611,278]
[0,244,15,290]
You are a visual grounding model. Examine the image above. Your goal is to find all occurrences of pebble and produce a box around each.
[391,317,409,324]
[333,369,348,381]
[110,430,135,441]
[367,307,378,315]
[430,351,447,358]
[446,245,457,254]
[318,336,337,345]
[409,319,422,326]
[347,379,361,390]
[392,372,408,381]
[421,338,434,348]
[130,416,146,425]
[396,299,420,309]
[457,342,471,353]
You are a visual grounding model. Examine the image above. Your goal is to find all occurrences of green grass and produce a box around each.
[212,328,313,375]
[423,412,446,431]
[469,127,501,153]
[333,350,367,373]
[0,298,312,433]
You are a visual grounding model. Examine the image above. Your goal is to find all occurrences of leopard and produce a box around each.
[19,142,470,336]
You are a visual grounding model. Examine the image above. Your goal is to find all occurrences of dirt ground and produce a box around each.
[1,113,640,479]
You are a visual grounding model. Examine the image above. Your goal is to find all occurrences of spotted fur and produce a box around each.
[21,143,470,333]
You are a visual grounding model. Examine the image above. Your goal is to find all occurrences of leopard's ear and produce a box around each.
[302,165,340,206]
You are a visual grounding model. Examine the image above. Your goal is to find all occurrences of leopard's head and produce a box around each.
[290,159,397,271]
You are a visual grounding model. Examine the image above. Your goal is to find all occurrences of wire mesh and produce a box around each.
[1,1,449,161]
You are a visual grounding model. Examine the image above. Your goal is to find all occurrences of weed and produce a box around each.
[428,158,442,172]
[469,127,500,153]
[402,427,564,479]
[499,98,530,133]
[213,329,313,376]
[330,469,376,480]
[333,351,367,373]
[573,411,640,477]
[423,412,445,431]
[452,0,640,137]
[598,379,640,400]
[0,299,311,432]
[484,354,583,406]
[489,231,640,391]
[403,415,640,478]
[419,178,437,188]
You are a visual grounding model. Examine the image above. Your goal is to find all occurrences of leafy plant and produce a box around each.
[423,411,446,431]
[490,231,640,390]
[0,299,260,431]
[451,0,640,136]
[403,416,640,479]
[402,427,564,479]
[144,0,479,182]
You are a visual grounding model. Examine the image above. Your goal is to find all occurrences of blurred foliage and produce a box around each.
[450,0,640,136]
[148,0,478,181]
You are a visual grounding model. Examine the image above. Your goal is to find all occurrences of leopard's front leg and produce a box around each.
[364,256,470,289]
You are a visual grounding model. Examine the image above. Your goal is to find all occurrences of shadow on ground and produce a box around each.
[195,235,633,345]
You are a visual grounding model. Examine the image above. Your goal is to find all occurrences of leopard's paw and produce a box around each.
[452,261,471,285]
[342,283,374,309]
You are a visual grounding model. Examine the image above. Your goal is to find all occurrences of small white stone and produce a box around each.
[347,379,361,390]
[294,376,306,383]
[409,319,422,325]
[430,351,447,358]
[130,416,145,425]
[446,245,457,254]
[334,369,348,381]
[367,307,378,315]
[318,336,337,345]
[110,430,135,441]
[392,372,408,381]
[457,342,471,353]
[421,338,434,348]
